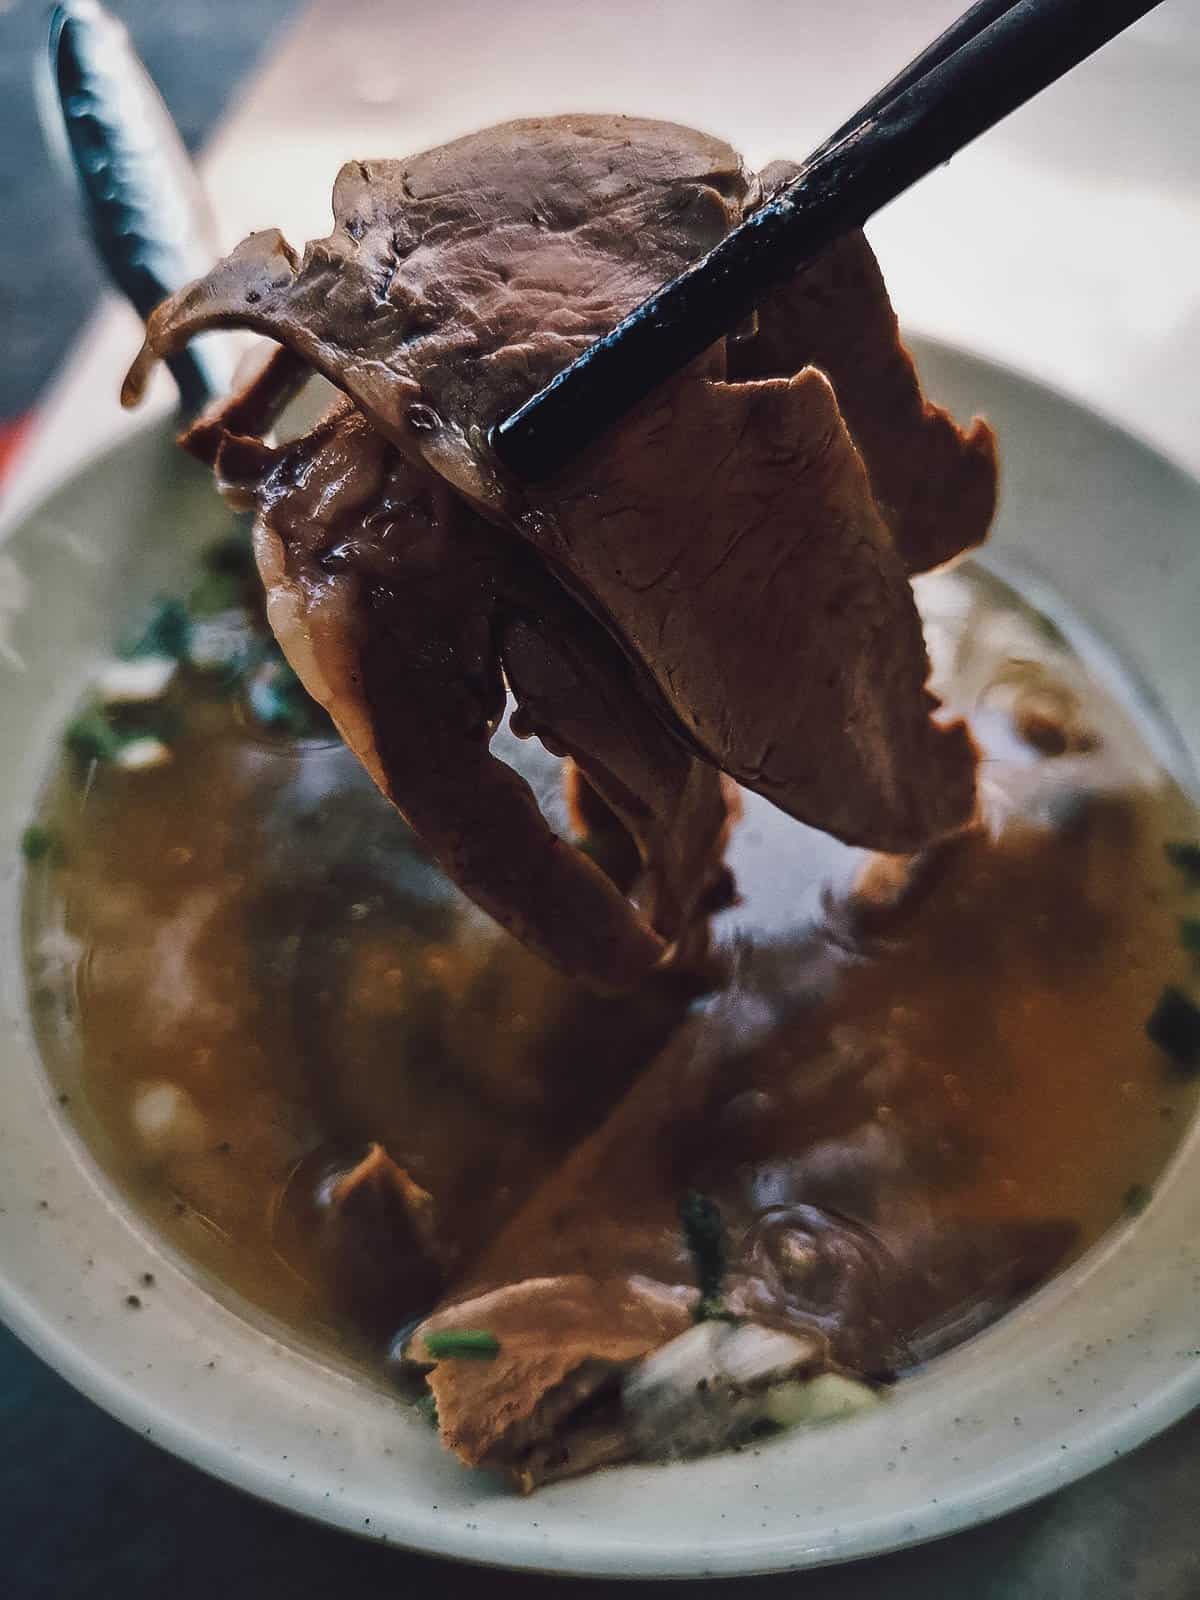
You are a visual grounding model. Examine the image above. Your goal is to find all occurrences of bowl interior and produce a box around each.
[2,343,1200,1579]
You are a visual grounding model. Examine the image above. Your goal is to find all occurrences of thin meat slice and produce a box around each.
[730,187,998,573]
[207,395,734,988]
[184,343,311,466]
[498,613,739,971]
[125,115,994,851]
[536,370,977,849]
[410,1276,691,1478]
[126,116,753,509]
[280,1144,445,1338]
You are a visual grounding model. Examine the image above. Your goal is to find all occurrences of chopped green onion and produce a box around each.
[120,598,191,663]
[64,710,122,764]
[1181,919,1200,957]
[20,824,60,865]
[1122,1183,1151,1216]
[415,1391,440,1428]
[681,1190,727,1323]
[1165,842,1200,884]
[248,658,332,740]
[423,1328,500,1360]
[192,628,268,693]
[65,699,182,772]
[1146,985,1200,1074]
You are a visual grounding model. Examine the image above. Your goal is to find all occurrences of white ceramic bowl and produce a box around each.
[2,341,1199,1580]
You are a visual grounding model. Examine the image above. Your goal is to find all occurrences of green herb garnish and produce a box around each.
[1180,919,1200,957]
[1123,1183,1151,1216]
[415,1391,440,1428]
[64,709,122,764]
[1166,842,1200,884]
[65,699,182,770]
[1146,985,1200,1074]
[423,1328,500,1360]
[248,658,332,740]
[195,634,270,700]
[20,824,61,865]
[681,1189,727,1323]
[120,597,191,663]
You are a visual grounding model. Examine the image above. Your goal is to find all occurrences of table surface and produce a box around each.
[4,2,1200,1594]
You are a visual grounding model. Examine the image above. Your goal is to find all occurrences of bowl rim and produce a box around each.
[5,1151,1200,1582]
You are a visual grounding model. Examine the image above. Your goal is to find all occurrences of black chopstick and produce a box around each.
[817,0,1020,159]
[492,0,1163,482]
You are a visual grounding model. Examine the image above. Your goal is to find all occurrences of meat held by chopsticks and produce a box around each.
[198,369,735,990]
[125,115,998,987]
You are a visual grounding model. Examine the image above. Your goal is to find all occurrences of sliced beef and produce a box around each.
[406,822,1086,1480]
[276,1143,445,1337]
[125,115,996,854]
[531,369,977,848]
[728,194,998,574]
[201,381,734,989]
[410,1275,691,1475]
[127,116,754,508]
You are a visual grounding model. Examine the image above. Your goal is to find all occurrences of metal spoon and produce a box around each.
[36,0,231,412]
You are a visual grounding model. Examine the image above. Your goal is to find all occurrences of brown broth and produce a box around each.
[22,564,1200,1375]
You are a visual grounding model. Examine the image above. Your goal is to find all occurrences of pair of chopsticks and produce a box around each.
[492,0,1164,481]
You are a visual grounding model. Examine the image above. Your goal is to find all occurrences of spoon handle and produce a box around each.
[39,0,231,413]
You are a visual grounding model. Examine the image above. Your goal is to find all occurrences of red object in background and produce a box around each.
[0,415,32,486]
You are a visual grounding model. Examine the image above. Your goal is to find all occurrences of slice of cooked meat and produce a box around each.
[205,386,734,988]
[731,235,997,572]
[285,1143,444,1336]
[126,116,754,508]
[410,1283,833,1489]
[125,115,995,854]
[184,343,310,466]
[407,822,1089,1478]
[532,369,978,848]
[409,1275,691,1475]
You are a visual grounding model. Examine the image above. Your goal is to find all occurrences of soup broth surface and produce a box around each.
[23,559,1200,1377]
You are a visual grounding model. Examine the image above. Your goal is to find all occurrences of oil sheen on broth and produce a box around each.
[23,560,1200,1382]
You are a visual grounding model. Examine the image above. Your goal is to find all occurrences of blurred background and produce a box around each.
[1,0,1198,484]
[0,0,296,444]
